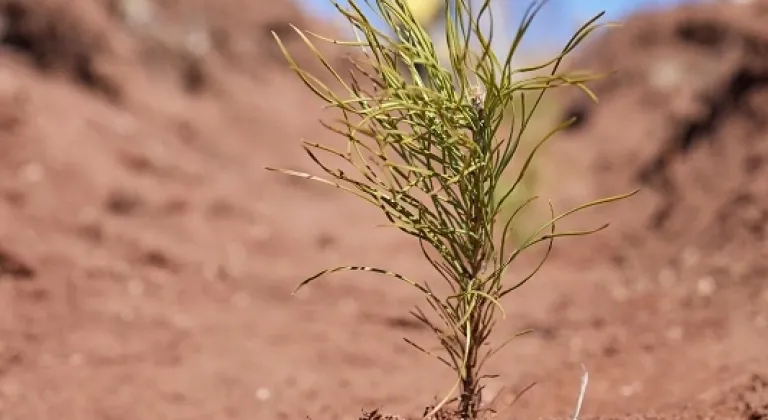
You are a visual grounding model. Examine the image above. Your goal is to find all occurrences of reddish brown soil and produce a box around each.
[0,0,766,419]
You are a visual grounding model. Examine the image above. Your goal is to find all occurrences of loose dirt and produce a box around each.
[0,0,766,419]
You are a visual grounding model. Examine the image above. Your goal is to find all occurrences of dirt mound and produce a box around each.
[0,0,122,99]
[522,1,768,417]
[0,0,347,98]
[556,0,768,250]
[546,0,768,293]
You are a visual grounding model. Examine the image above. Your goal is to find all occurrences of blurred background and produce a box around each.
[0,0,766,419]
[299,0,705,52]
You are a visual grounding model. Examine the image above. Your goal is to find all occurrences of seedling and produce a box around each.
[269,0,636,418]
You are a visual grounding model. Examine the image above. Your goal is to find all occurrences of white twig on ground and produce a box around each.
[572,364,589,420]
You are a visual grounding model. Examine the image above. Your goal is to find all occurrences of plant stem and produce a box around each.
[459,312,482,419]
[458,105,490,420]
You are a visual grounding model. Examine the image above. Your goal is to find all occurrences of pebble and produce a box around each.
[255,387,271,401]
[696,276,716,297]
[619,381,642,397]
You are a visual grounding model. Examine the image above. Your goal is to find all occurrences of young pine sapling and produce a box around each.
[269,1,636,418]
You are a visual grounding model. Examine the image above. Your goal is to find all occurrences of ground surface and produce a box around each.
[0,0,766,419]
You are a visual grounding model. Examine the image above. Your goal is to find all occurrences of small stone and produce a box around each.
[648,60,682,90]
[118,0,155,28]
[255,387,271,401]
[696,276,716,297]
[620,382,642,397]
